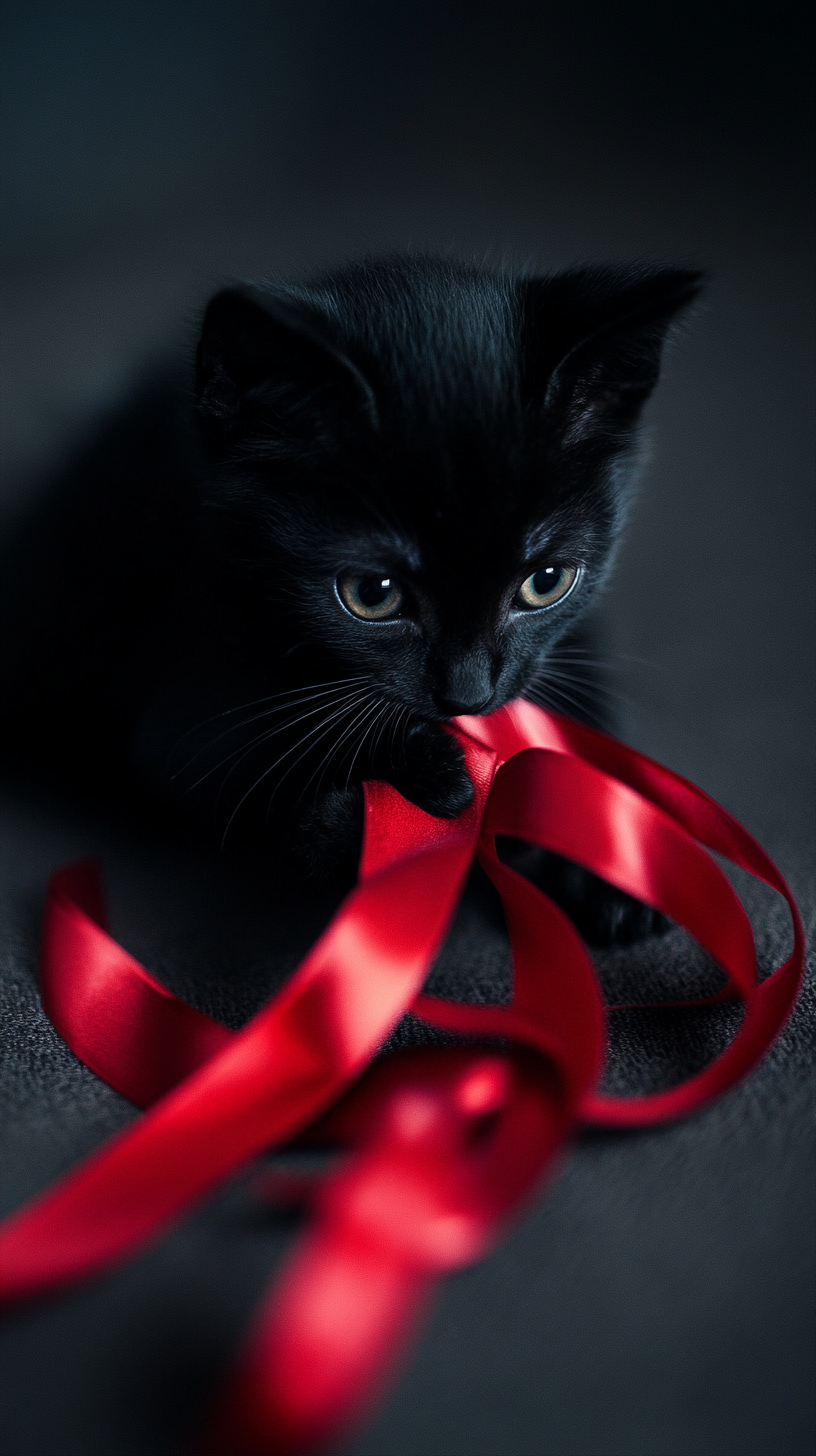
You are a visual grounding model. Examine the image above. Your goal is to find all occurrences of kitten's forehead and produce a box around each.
[269,255,662,577]
[304,260,522,431]
[338,488,577,581]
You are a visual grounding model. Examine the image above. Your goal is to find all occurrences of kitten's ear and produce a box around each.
[196,286,378,440]
[523,267,704,440]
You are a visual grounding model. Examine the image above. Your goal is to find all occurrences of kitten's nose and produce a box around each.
[433,650,495,717]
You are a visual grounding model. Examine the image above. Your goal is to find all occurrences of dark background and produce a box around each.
[0,5,813,1455]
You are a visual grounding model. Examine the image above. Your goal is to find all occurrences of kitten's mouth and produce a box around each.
[432,695,495,720]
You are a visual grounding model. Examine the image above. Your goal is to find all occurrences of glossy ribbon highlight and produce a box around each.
[0,704,804,1453]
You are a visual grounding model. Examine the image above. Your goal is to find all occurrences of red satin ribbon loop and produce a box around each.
[41,860,233,1105]
[483,748,759,992]
[0,703,804,1454]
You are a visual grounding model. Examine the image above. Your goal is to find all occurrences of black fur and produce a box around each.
[0,256,701,943]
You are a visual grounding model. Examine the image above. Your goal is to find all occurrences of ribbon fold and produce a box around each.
[0,703,804,1454]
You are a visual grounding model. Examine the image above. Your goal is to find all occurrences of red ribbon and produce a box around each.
[0,704,804,1454]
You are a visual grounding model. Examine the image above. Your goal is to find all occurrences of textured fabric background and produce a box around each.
[1,5,813,1453]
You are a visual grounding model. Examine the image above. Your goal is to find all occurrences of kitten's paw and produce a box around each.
[571,884,671,948]
[502,843,670,948]
[391,722,474,819]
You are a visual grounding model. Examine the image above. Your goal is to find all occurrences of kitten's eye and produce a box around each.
[515,564,578,610]
[336,571,405,621]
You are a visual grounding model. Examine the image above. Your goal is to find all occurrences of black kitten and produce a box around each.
[0,256,701,944]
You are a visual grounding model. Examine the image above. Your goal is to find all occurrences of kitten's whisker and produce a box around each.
[388,702,404,758]
[295,695,385,808]
[262,693,381,822]
[213,691,371,815]
[538,667,631,705]
[344,698,388,790]
[545,664,627,695]
[298,696,381,803]
[173,675,366,735]
[527,680,573,711]
[549,647,667,672]
[169,678,368,777]
[389,704,409,762]
[544,669,626,698]
[370,699,399,763]
[400,705,413,761]
[545,653,620,676]
[297,737,346,808]
[386,705,401,760]
[524,681,607,726]
[179,686,372,793]
[166,677,367,771]
[221,692,378,845]
[545,655,610,670]
[299,733,349,808]
[182,724,282,796]
[370,699,394,753]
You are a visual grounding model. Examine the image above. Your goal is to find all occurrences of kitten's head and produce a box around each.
[194,257,701,719]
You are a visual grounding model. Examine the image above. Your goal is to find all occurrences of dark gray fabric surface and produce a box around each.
[1,5,813,1453]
